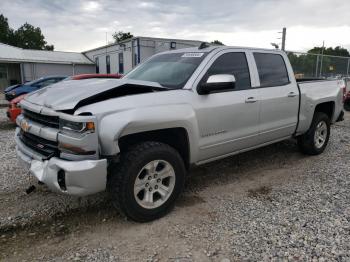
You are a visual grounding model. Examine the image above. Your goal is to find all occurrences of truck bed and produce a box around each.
[296,79,344,134]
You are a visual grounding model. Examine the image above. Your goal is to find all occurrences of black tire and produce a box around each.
[108,141,186,222]
[344,100,350,111]
[297,112,330,155]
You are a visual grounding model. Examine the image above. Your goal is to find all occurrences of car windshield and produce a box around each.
[125,52,208,89]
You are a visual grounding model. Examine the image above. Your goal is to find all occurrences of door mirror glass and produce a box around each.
[198,74,236,95]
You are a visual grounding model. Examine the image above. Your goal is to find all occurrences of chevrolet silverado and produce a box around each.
[15,45,345,222]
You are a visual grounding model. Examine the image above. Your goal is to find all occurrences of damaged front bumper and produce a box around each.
[16,132,107,196]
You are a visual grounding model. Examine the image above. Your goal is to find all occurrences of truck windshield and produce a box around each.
[125,52,207,89]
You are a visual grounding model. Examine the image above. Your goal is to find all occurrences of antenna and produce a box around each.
[199,42,210,49]
[271,43,279,49]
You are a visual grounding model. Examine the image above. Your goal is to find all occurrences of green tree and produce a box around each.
[113,31,133,43]
[44,44,54,51]
[210,40,224,45]
[0,14,54,50]
[307,46,349,76]
[14,23,47,49]
[288,52,319,78]
[0,14,14,45]
[308,46,350,57]
[288,45,350,78]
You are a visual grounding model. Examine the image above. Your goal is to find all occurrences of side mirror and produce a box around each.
[198,74,236,95]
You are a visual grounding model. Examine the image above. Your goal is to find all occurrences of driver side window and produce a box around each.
[202,52,251,91]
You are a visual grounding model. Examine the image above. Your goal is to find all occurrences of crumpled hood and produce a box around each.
[23,78,164,111]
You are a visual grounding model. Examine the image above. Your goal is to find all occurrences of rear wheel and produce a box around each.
[297,112,330,155]
[108,141,186,222]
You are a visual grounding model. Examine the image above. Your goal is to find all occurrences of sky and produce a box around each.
[1,0,350,53]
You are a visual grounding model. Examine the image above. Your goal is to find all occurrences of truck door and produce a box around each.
[253,52,299,142]
[194,50,261,162]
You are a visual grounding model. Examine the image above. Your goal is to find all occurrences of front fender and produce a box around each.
[98,104,199,162]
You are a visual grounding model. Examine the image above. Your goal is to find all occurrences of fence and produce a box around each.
[286,51,350,79]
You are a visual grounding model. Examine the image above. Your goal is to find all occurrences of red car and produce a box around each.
[345,92,350,111]
[6,94,26,123]
[6,74,123,123]
[67,73,123,80]
[344,77,350,111]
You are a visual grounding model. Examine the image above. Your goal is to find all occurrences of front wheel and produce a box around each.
[108,141,186,222]
[297,112,330,155]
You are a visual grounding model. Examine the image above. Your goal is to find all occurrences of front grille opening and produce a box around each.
[23,109,59,128]
[20,130,59,158]
[57,170,67,191]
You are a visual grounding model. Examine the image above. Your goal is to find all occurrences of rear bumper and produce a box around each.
[16,131,107,196]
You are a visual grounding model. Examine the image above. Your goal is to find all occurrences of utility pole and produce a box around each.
[315,55,319,77]
[281,27,287,51]
[105,32,108,56]
[319,41,325,77]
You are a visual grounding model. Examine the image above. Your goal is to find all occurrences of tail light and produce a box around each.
[341,80,346,103]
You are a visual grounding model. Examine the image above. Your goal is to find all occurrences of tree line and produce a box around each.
[288,46,350,77]
[0,14,54,50]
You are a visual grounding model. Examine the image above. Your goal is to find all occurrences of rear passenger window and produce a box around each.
[203,52,251,90]
[254,53,289,87]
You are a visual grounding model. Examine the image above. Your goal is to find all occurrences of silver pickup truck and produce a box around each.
[16,45,345,222]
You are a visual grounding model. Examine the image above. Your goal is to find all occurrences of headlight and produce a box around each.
[59,119,95,133]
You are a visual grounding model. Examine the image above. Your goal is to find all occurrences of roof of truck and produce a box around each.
[187,46,282,52]
[160,45,285,55]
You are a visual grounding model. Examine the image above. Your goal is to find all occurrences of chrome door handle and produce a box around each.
[287,92,297,97]
[245,97,258,103]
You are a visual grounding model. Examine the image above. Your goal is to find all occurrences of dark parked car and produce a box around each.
[6,73,123,123]
[4,76,66,101]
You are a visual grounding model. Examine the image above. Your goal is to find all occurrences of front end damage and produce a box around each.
[15,100,108,196]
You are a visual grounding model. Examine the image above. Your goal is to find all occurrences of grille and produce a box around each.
[23,109,59,128]
[20,130,59,158]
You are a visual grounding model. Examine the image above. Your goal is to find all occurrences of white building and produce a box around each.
[83,36,202,75]
[0,36,202,92]
[0,43,95,91]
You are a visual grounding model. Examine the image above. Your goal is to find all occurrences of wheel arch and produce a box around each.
[314,101,335,120]
[118,128,191,170]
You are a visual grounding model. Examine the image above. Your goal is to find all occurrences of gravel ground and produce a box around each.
[0,93,8,107]
[0,108,350,261]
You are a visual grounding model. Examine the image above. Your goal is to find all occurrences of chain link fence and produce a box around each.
[286,51,350,79]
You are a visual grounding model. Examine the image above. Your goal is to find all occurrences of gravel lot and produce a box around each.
[0,107,349,261]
